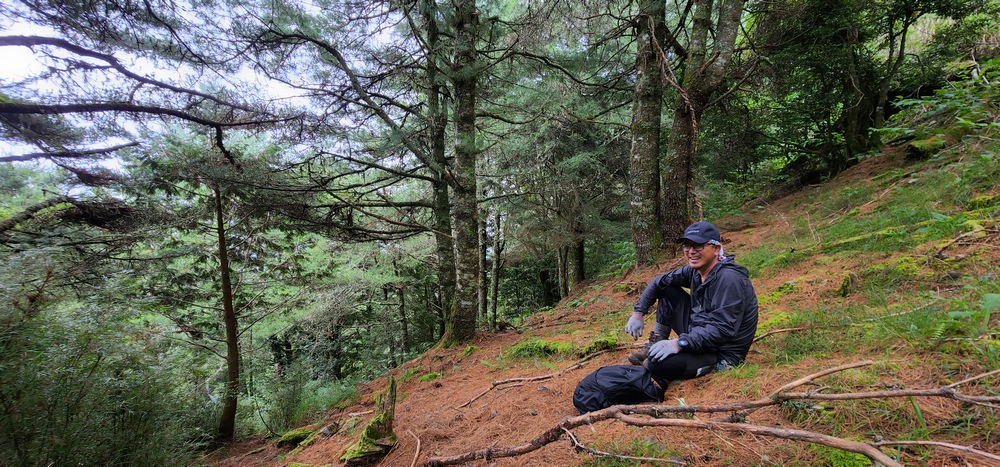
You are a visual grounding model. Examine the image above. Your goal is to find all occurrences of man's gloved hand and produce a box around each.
[624,312,645,340]
[648,339,680,361]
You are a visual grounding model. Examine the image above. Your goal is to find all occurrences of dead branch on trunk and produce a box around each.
[428,361,1000,466]
[457,348,616,408]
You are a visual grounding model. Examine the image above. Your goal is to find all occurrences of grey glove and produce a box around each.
[648,339,680,361]
[624,312,645,340]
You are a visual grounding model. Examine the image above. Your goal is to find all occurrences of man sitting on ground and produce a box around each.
[625,221,759,386]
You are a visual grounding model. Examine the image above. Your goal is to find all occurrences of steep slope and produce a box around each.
[212,144,1000,466]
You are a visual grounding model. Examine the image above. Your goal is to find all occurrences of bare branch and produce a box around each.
[0,142,139,163]
[0,35,253,112]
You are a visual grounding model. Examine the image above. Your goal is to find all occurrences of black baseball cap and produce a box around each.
[676,221,721,244]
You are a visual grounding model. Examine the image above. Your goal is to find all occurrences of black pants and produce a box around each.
[645,285,720,382]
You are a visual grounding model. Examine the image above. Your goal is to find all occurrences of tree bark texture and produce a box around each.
[629,0,666,267]
[423,0,457,338]
[397,285,409,352]
[213,186,239,442]
[442,0,479,345]
[489,212,503,329]
[478,206,488,321]
[557,246,569,298]
[661,0,746,238]
[572,233,585,286]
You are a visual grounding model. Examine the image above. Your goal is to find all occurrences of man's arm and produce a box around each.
[633,267,692,315]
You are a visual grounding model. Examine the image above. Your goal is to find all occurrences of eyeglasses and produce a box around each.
[682,243,707,252]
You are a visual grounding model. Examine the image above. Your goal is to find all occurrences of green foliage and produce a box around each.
[808,443,871,467]
[401,367,423,382]
[925,291,1000,342]
[0,262,215,465]
[880,61,1000,145]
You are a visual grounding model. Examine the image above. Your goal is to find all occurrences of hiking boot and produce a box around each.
[627,332,663,365]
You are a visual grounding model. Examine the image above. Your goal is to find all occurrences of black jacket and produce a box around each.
[634,258,758,365]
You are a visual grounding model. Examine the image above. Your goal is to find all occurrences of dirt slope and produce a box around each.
[210,151,998,466]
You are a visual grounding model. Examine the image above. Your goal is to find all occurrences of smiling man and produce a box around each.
[624,221,759,386]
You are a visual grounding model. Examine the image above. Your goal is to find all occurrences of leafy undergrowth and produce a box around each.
[206,141,1000,466]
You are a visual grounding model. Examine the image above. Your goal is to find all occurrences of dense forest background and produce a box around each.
[1,0,998,464]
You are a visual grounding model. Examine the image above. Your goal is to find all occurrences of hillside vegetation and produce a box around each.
[210,92,1000,466]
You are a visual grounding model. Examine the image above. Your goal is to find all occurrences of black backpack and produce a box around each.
[573,364,665,414]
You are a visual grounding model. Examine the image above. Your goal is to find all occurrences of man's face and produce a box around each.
[682,241,719,271]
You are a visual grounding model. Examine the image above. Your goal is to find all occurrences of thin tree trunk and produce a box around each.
[489,212,503,329]
[213,185,239,442]
[572,235,585,285]
[397,285,408,352]
[478,206,488,322]
[442,0,479,345]
[629,0,665,267]
[557,246,569,298]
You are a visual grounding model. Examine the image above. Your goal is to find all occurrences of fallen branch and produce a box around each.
[614,414,900,466]
[872,440,1000,463]
[407,430,421,467]
[562,427,684,465]
[428,362,1000,466]
[457,348,615,408]
[936,228,997,255]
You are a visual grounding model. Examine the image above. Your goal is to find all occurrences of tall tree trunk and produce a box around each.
[442,0,479,346]
[397,285,408,352]
[572,235,585,285]
[489,212,503,329]
[629,0,666,268]
[661,0,745,237]
[213,185,239,442]
[477,206,488,322]
[423,0,456,333]
[557,245,569,298]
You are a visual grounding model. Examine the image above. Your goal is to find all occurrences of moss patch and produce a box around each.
[341,377,397,465]
[760,281,797,304]
[579,335,617,356]
[277,425,317,447]
[417,372,442,382]
[504,338,577,358]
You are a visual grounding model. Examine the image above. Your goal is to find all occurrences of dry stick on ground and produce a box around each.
[561,427,685,466]
[427,362,1000,466]
[752,326,809,342]
[407,430,421,467]
[614,414,901,466]
[872,440,1000,463]
[936,228,996,255]
[457,348,617,408]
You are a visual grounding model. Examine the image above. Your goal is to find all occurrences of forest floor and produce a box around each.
[206,148,1000,466]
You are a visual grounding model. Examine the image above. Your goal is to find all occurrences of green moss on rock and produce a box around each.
[277,426,317,447]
